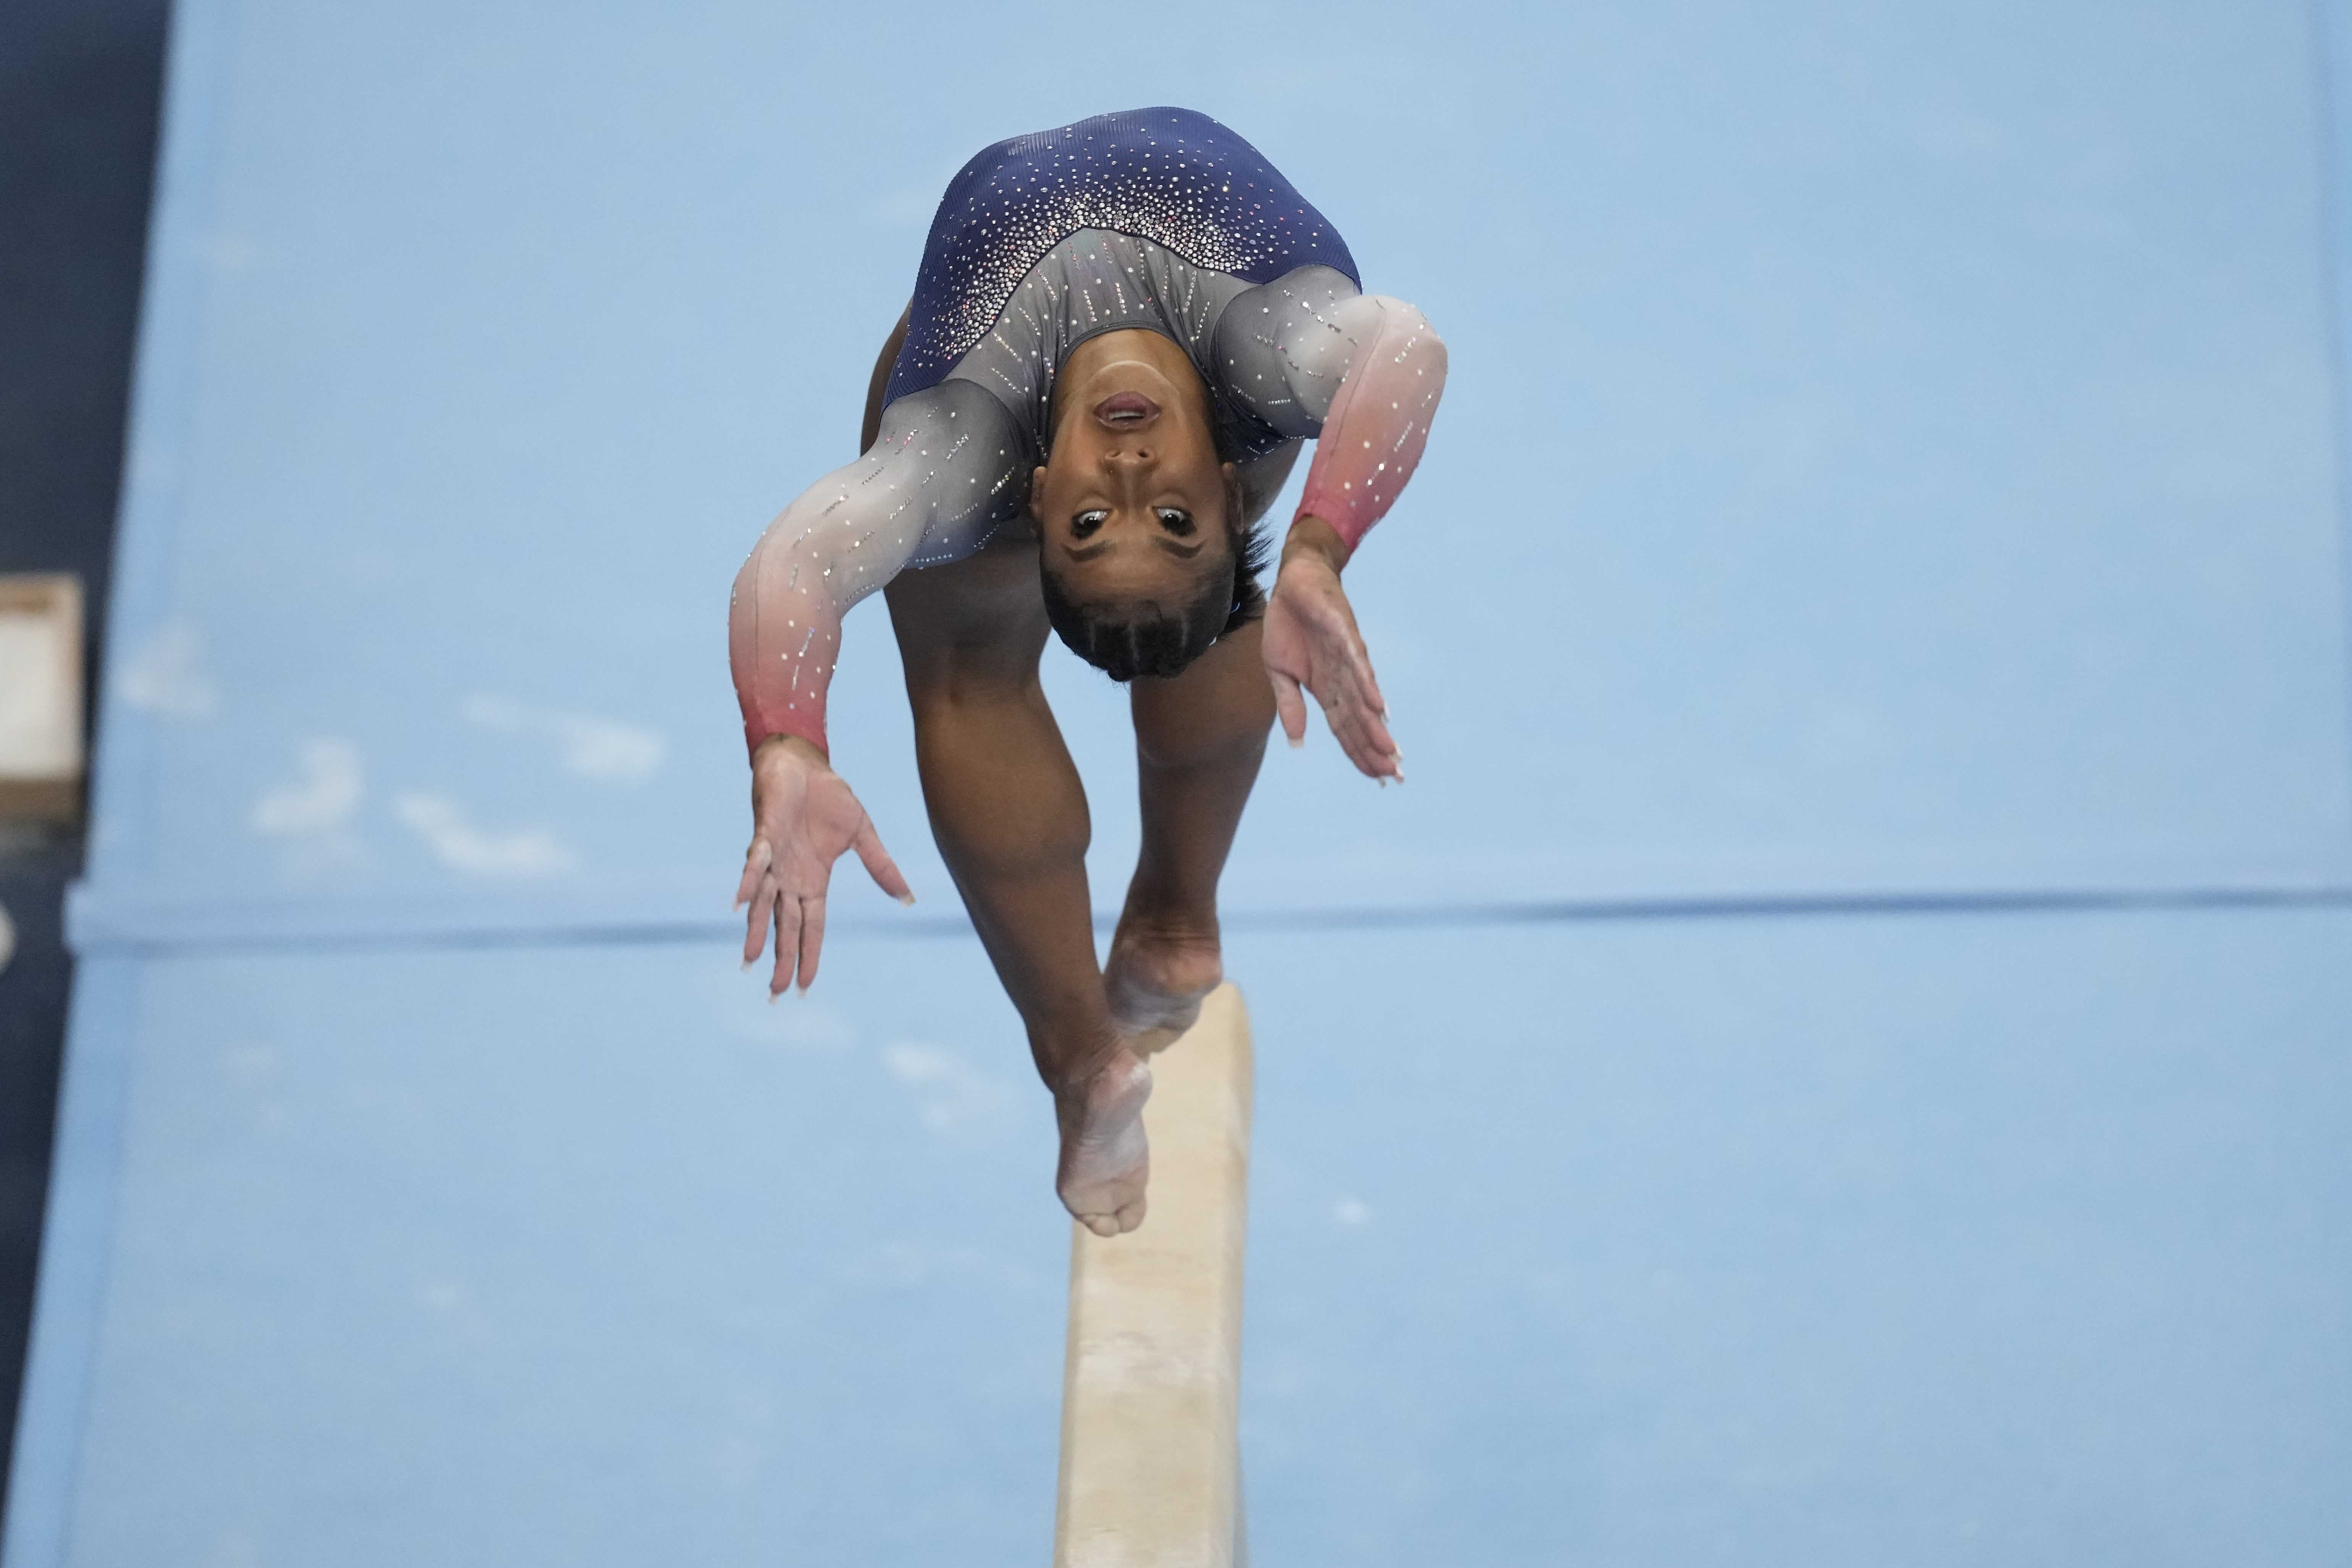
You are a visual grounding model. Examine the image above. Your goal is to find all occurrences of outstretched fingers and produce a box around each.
[795,894,828,993]
[1321,639,1401,780]
[767,890,804,997]
[734,838,772,915]
[736,753,913,997]
[1328,698,1400,779]
[851,815,915,905]
[740,850,776,966]
[1345,638,1389,734]
[1331,703,1400,779]
[1270,668,1311,748]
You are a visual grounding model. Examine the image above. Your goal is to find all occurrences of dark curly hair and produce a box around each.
[1039,473,1270,682]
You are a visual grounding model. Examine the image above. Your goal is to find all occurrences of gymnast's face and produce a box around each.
[1034,331,1238,610]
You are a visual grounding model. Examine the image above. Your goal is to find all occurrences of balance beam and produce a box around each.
[1054,982,1254,1568]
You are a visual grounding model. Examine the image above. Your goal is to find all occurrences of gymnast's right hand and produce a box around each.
[736,735,914,996]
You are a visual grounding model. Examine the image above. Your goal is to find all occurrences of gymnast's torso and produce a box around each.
[731,105,1444,750]
[865,107,1377,562]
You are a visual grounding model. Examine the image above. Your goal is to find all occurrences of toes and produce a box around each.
[1073,1193,1148,1238]
[1058,1050,1154,1235]
[1125,1020,1189,1057]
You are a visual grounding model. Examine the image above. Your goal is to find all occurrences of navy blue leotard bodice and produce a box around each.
[732,108,1447,753]
[883,107,1360,407]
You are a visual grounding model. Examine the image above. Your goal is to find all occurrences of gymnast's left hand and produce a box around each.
[1262,516,1402,782]
[736,735,914,996]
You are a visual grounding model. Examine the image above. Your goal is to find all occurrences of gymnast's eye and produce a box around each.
[1071,509,1109,538]
[1154,508,1194,535]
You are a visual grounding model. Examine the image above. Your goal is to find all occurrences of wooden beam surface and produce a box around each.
[1054,983,1254,1568]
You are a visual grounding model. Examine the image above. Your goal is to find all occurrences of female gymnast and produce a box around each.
[729,108,1446,1235]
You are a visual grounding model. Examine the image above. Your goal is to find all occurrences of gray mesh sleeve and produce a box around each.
[1214,268,1447,551]
[1211,265,1370,439]
[729,381,1025,752]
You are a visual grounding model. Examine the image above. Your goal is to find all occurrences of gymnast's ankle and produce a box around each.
[1103,908,1222,1054]
[1115,879,1222,944]
[1034,1024,1128,1100]
[1108,901,1221,981]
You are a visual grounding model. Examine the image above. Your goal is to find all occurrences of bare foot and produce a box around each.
[1104,910,1224,1057]
[1056,1049,1153,1236]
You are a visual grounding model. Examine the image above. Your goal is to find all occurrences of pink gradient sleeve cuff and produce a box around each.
[1293,297,1447,551]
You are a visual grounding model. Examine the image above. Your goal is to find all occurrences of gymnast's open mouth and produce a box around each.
[1093,391,1159,427]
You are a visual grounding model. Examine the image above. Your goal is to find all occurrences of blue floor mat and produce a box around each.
[11,907,2349,1565]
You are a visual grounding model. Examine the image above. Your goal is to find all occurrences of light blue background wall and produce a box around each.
[10,0,2352,1562]
[68,0,2352,938]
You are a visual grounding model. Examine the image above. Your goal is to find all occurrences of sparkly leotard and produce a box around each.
[731,108,1447,753]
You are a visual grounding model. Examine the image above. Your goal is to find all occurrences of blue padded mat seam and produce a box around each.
[55,877,2352,958]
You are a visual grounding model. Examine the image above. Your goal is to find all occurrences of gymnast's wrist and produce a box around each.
[1280,514,1350,577]
[751,732,830,770]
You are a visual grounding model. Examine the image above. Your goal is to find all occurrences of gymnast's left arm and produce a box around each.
[1218,279,1448,779]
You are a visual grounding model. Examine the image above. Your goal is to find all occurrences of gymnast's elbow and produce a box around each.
[1376,296,1447,368]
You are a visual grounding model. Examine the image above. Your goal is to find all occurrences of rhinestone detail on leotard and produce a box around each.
[884,107,1358,407]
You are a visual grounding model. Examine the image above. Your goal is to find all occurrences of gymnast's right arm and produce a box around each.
[728,375,1021,994]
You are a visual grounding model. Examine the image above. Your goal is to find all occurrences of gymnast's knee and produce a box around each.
[902,657,1049,723]
[1133,716,1270,775]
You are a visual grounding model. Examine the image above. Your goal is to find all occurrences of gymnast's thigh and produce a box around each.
[883,530,1052,698]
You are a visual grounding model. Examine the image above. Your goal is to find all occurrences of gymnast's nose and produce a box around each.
[1099,444,1158,489]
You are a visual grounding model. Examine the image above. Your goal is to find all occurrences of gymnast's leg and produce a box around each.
[1106,619,1275,1052]
[883,540,1151,1236]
